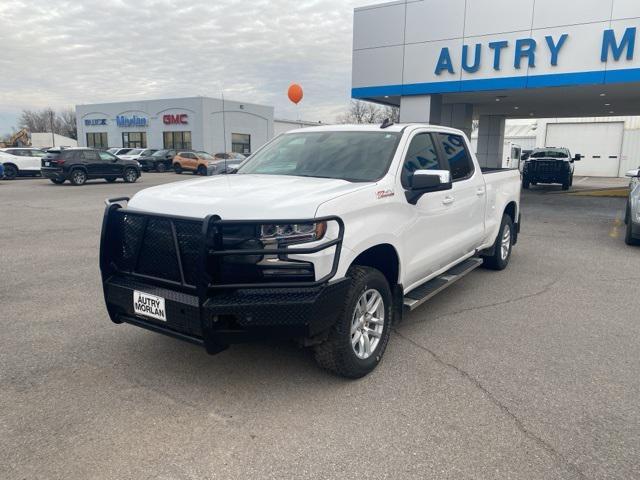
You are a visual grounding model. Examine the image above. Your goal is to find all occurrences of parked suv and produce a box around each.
[119,148,157,161]
[625,167,640,246]
[521,147,581,190]
[172,151,216,175]
[41,148,141,185]
[0,147,47,179]
[138,149,176,172]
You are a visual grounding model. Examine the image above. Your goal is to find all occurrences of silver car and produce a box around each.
[625,168,640,245]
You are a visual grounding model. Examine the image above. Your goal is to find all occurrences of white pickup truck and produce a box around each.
[100,124,521,378]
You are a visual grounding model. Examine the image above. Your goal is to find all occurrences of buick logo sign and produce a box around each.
[163,114,188,125]
[84,119,107,126]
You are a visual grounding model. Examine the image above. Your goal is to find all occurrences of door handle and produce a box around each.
[476,187,486,196]
[442,195,455,205]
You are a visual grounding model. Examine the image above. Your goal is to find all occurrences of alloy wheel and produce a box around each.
[350,289,385,360]
[501,224,511,260]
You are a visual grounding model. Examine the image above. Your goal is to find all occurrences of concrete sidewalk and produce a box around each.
[534,176,631,197]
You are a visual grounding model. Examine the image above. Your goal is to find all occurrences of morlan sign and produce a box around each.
[435,28,636,75]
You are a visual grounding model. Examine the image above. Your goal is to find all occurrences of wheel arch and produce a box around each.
[504,201,518,223]
[349,243,400,288]
[3,162,19,170]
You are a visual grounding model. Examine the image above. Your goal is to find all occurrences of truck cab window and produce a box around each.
[438,133,474,181]
[401,133,440,188]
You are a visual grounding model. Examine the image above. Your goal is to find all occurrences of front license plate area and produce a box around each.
[133,290,167,322]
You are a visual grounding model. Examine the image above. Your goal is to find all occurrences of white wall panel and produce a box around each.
[352,46,404,88]
[405,0,465,44]
[465,0,535,37]
[532,0,612,28]
[621,129,640,175]
[353,3,406,50]
[612,0,640,20]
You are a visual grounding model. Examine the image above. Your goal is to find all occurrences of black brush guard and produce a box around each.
[99,197,348,353]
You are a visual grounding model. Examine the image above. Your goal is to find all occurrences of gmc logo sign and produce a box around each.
[163,114,188,125]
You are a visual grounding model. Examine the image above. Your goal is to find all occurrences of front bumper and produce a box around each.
[103,274,350,352]
[100,198,346,353]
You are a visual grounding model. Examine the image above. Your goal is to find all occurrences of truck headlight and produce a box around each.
[260,222,327,245]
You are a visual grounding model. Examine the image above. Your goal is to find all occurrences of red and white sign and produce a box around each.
[163,114,188,125]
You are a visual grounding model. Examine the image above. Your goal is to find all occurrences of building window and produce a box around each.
[86,132,108,149]
[232,133,251,154]
[163,131,192,150]
[122,132,147,148]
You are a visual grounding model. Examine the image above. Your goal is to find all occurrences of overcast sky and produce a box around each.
[0,0,384,135]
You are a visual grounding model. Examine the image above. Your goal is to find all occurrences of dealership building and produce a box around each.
[76,97,276,155]
[352,0,640,177]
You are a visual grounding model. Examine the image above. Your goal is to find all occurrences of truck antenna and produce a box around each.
[380,118,394,129]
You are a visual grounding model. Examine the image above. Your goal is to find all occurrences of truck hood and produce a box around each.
[127,174,372,219]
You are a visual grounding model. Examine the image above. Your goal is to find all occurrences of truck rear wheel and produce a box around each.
[3,164,18,180]
[314,266,392,378]
[482,214,514,270]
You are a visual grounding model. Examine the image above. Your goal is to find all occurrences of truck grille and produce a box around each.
[101,201,343,290]
[111,211,202,287]
[529,160,564,174]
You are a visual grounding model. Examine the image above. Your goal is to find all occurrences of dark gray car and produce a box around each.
[625,168,640,245]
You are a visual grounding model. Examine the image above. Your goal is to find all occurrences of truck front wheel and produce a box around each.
[482,214,514,270]
[522,177,530,189]
[314,266,392,378]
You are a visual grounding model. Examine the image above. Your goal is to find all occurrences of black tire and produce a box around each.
[49,178,65,185]
[123,168,138,183]
[314,266,393,378]
[106,178,117,183]
[156,162,166,173]
[197,165,207,176]
[173,163,182,174]
[569,175,574,187]
[522,177,530,189]
[482,214,514,271]
[561,178,570,190]
[3,164,18,180]
[70,169,87,186]
[625,202,640,246]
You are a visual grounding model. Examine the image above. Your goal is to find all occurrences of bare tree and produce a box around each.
[18,108,77,139]
[337,100,399,124]
[59,108,78,140]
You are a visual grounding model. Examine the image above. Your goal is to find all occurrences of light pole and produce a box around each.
[50,111,55,147]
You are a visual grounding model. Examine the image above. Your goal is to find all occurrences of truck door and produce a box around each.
[435,133,487,262]
[399,132,461,288]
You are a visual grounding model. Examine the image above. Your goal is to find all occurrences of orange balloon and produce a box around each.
[288,84,303,104]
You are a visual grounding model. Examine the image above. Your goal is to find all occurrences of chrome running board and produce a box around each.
[403,258,484,312]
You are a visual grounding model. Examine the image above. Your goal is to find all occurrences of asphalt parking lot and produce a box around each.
[1,174,639,480]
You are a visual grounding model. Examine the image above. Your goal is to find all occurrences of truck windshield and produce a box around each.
[237,131,402,182]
